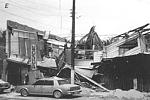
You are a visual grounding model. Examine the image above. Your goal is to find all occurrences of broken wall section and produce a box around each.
[97,53,150,92]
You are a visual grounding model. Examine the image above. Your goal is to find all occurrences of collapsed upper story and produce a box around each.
[45,32,67,59]
[5,20,68,68]
[104,24,150,58]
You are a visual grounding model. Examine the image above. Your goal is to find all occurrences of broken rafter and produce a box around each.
[140,28,150,33]
[128,23,149,33]
[112,23,150,39]
[76,70,110,92]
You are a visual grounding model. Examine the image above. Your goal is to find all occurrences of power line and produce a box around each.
[0,0,75,33]
[0,0,70,17]
[9,0,70,16]
[59,0,62,34]
[0,8,71,31]
[6,0,67,17]
[0,9,42,23]
[9,0,59,10]
[13,0,59,10]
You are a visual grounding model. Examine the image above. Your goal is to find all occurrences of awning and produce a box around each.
[37,57,57,68]
[7,56,29,65]
[7,56,57,69]
[47,39,65,46]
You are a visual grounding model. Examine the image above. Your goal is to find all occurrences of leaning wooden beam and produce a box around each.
[75,69,110,92]
[112,23,150,39]
[128,23,149,33]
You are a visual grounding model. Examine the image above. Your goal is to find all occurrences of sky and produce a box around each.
[0,0,150,40]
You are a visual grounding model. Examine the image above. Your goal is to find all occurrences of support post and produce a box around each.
[71,0,75,84]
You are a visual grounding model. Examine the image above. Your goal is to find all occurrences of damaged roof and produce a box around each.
[7,20,45,35]
[109,23,150,44]
[77,26,103,50]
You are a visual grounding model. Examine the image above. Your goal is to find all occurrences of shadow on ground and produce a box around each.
[17,94,82,99]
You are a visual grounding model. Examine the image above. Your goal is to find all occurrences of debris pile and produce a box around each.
[113,89,144,99]
[80,87,95,96]
[90,89,145,99]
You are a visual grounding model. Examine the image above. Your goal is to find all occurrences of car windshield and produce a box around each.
[58,80,70,85]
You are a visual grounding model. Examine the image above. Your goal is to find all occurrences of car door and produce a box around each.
[42,80,54,95]
[28,80,43,94]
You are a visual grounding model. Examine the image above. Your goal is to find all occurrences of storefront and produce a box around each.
[4,57,58,85]
[6,59,30,85]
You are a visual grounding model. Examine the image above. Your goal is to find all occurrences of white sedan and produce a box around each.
[16,76,81,98]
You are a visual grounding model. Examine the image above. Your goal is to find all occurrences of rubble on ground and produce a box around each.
[89,88,145,99]
[113,89,144,99]
[80,87,95,96]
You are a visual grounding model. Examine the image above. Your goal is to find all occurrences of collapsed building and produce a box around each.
[57,24,150,92]
[92,24,150,92]
[3,20,66,85]
[56,26,109,91]
[57,26,104,77]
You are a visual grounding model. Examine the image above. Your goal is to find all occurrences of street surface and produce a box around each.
[0,92,120,100]
[0,89,150,100]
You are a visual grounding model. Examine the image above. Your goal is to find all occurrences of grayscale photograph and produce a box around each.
[0,0,150,100]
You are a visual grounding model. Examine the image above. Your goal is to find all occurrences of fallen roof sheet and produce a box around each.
[57,64,109,92]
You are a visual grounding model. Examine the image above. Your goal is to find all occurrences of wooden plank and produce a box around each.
[75,69,110,92]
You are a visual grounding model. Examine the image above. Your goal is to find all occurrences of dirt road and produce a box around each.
[0,92,120,100]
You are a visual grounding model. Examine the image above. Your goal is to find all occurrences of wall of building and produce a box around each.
[98,54,150,92]
[104,38,126,58]
[104,34,145,58]
[0,31,6,79]
[10,31,19,55]
[5,20,45,84]
[124,46,141,56]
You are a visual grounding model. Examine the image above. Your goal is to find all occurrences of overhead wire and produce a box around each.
[0,9,67,31]
[0,8,116,38]
[0,8,42,23]
[0,0,72,32]
[0,0,97,37]
[9,0,70,16]
[0,1,71,18]
[13,0,59,10]
[6,0,68,17]
[0,7,71,31]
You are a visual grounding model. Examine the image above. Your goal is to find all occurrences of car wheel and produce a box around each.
[53,90,62,98]
[20,89,28,97]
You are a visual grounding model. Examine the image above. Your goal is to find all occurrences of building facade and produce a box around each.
[0,30,6,78]
[104,24,150,58]
[94,24,150,92]
[3,20,45,85]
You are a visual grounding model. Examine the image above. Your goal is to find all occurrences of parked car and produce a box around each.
[0,79,11,93]
[16,76,82,98]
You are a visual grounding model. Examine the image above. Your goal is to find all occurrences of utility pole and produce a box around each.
[59,0,62,34]
[71,0,75,84]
